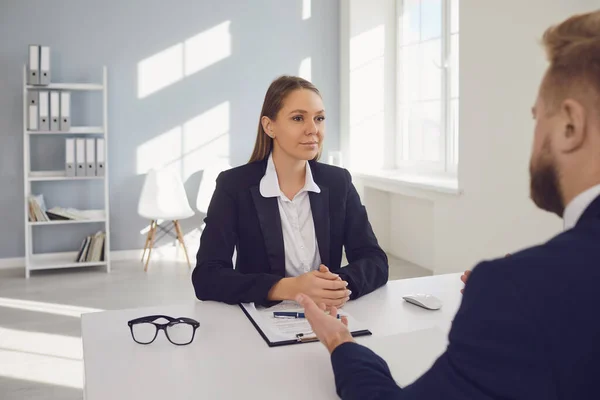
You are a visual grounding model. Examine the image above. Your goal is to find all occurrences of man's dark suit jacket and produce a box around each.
[331,195,600,399]
[191,158,388,306]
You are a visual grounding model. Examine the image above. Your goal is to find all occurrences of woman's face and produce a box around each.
[264,89,325,161]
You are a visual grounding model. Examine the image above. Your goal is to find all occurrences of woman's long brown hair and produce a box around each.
[248,76,322,163]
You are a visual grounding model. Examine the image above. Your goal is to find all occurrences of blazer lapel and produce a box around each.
[310,188,331,268]
[250,186,285,276]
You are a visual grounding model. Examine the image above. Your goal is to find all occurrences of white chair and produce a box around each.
[196,161,232,214]
[138,168,195,271]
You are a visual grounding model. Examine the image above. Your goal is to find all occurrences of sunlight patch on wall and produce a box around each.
[182,101,230,182]
[185,21,232,77]
[137,44,184,99]
[136,126,183,175]
[137,21,232,98]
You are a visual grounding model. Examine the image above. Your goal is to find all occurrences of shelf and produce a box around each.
[29,219,106,226]
[28,171,105,181]
[26,83,103,91]
[23,65,110,278]
[28,252,106,271]
[27,126,104,135]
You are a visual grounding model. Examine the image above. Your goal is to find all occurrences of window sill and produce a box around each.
[351,169,462,197]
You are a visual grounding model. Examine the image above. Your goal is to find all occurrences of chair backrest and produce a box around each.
[138,168,194,220]
[196,161,232,214]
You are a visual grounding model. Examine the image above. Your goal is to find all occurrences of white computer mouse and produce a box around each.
[402,294,442,310]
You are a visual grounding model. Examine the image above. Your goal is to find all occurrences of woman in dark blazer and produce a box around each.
[192,76,388,307]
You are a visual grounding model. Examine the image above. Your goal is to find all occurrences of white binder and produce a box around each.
[38,91,49,131]
[75,138,86,177]
[28,45,40,85]
[28,105,38,131]
[86,138,96,176]
[96,138,105,176]
[40,46,51,85]
[65,138,76,177]
[27,91,38,107]
[60,92,71,131]
[27,92,38,131]
[50,92,60,131]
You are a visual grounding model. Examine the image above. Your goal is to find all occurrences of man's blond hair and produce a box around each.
[541,10,600,114]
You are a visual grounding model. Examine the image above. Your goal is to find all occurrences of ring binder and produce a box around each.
[40,46,51,85]
[65,138,76,177]
[75,138,86,177]
[60,92,71,131]
[86,138,96,176]
[38,91,49,131]
[50,91,60,131]
[28,45,40,85]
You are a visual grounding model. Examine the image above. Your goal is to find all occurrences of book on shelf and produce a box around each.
[27,198,105,222]
[28,194,49,222]
[46,207,104,221]
[45,211,71,221]
[76,231,105,263]
[76,236,90,262]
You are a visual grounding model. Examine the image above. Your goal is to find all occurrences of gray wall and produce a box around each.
[0,0,340,258]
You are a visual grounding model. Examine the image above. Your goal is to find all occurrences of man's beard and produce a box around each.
[529,144,565,217]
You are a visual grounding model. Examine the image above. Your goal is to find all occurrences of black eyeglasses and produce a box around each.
[127,315,200,345]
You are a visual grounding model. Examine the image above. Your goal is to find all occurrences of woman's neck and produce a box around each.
[272,148,306,197]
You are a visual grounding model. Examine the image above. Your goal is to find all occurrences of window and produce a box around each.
[397,0,459,174]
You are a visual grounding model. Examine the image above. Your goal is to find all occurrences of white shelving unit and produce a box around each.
[23,65,111,278]
[28,218,107,226]
[27,126,105,135]
[28,170,106,181]
[28,252,108,271]
[26,83,104,91]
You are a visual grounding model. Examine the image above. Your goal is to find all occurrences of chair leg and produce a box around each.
[141,220,154,262]
[173,220,191,269]
[144,220,157,272]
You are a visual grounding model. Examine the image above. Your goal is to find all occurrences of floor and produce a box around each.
[0,256,429,400]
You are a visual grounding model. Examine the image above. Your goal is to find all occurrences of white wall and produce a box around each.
[390,195,434,269]
[341,0,396,171]
[343,0,598,274]
[0,0,341,258]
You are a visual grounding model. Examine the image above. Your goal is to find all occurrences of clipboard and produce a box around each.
[240,302,372,348]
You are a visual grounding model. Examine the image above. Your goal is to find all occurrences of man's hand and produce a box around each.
[460,253,511,294]
[296,294,354,353]
[268,265,351,307]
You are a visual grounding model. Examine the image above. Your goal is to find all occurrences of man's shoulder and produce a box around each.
[470,225,600,295]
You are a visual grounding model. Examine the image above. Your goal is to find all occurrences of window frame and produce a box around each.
[395,0,458,176]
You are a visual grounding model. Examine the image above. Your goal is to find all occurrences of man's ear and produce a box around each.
[558,98,587,153]
[261,116,274,138]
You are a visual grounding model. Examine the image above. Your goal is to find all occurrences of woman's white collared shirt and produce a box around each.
[259,154,322,277]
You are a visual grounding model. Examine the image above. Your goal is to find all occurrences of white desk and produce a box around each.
[82,273,462,399]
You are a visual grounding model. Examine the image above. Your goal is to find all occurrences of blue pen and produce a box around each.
[273,311,340,319]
